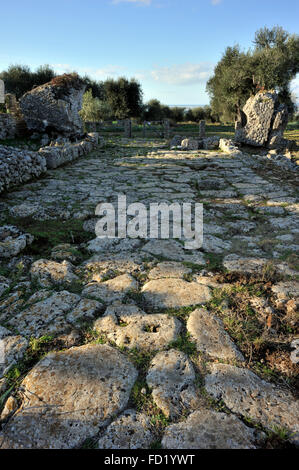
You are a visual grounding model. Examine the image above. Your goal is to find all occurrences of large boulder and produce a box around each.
[235,91,289,148]
[19,74,86,137]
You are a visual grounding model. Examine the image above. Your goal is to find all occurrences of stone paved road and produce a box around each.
[0,138,298,449]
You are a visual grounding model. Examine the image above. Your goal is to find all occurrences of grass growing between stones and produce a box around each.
[1,215,93,258]
[207,275,298,392]
[0,335,55,414]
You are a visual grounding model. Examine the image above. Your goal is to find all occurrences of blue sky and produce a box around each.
[1,0,298,105]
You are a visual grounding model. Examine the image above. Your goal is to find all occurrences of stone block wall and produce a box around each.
[39,133,104,169]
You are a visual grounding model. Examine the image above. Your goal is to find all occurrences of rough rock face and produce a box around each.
[235,91,289,148]
[0,344,138,449]
[82,273,138,304]
[0,145,47,195]
[20,74,86,137]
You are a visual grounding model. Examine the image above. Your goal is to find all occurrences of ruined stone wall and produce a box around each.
[39,133,104,169]
[0,133,104,194]
[0,145,47,194]
[0,114,17,140]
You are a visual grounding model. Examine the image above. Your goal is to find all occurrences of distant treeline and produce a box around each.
[2,25,298,124]
[0,64,218,123]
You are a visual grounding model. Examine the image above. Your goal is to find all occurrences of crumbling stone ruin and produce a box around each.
[0,145,47,194]
[0,114,16,140]
[0,133,103,194]
[235,91,289,149]
[20,74,86,138]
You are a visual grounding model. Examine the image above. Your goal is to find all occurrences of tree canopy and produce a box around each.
[0,64,55,98]
[207,26,299,121]
[103,77,143,119]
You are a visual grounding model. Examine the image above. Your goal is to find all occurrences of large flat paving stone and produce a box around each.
[146,350,200,418]
[147,262,191,280]
[187,309,244,361]
[30,259,79,287]
[82,274,138,304]
[141,239,205,265]
[162,409,260,449]
[94,305,182,351]
[98,410,155,449]
[0,344,138,449]
[0,327,28,378]
[205,363,299,445]
[141,278,211,309]
[6,291,81,338]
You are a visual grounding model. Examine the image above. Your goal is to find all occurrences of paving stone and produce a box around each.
[0,276,10,297]
[141,239,206,265]
[6,290,81,338]
[146,350,200,418]
[0,395,18,421]
[147,262,191,280]
[83,254,143,276]
[0,329,28,377]
[82,274,138,304]
[66,298,103,325]
[205,363,299,445]
[202,235,231,254]
[51,244,79,262]
[0,226,34,258]
[223,255,269,274]
[162,409,261,449]
[0,344,138,449]
[87,237,142,254]
[94,306,182,351]
[98,410,155,449]
[30,259,79,287]
[271,281,299,299]
[142,278,211,309]
[187,309,244,361]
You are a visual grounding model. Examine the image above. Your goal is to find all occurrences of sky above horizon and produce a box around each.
[0,0,298,105]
